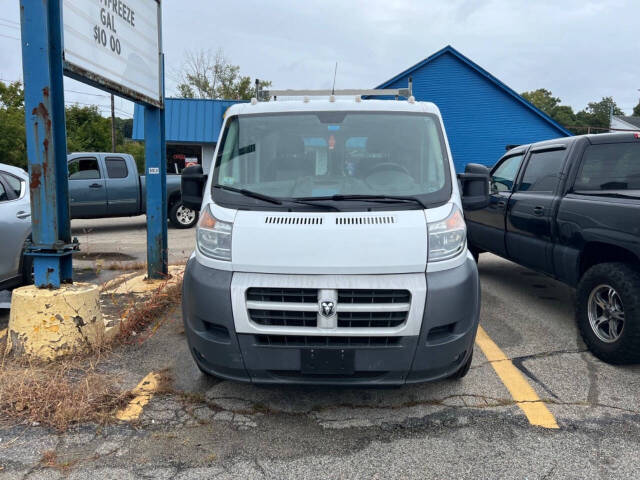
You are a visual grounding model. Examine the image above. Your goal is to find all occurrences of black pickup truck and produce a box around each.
[463,132,640,364]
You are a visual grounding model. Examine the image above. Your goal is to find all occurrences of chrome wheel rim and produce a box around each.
[176,205,196,225]
[588,284,625,343]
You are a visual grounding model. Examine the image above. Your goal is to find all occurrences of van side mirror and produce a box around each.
[458,163,490,211]
[181,165,207,211]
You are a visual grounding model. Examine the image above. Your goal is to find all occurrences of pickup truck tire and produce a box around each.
[576,263,640,365]
[169,201,198,229]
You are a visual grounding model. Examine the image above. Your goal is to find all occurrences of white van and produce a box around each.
[181,90,488,385]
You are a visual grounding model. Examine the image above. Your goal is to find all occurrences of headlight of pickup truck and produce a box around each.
[197,205,232,261]
[428,204,466,262]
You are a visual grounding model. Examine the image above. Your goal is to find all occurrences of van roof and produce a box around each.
[225,99,442,117]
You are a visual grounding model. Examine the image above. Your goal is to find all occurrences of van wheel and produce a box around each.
[448,351,473,380]
[576,263,640,364]
[169,201,198,229]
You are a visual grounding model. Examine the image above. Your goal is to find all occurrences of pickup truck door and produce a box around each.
[68,156,107,218]
[465,153,525,257]
[506,146,568,274]
[103,156,140,216]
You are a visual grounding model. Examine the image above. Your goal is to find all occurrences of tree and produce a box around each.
[176,48,270,100]
[521,89,561,117]
[633,101,640,117]
[0,81,27,169]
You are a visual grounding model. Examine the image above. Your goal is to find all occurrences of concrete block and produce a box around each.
[6,283,104,361]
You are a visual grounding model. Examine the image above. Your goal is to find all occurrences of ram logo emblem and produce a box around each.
[320,301,335,317]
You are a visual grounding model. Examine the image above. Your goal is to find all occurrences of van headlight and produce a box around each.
[197,205,232,261]
[428,205,466,262]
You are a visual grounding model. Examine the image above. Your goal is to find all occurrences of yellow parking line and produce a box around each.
[0,328,6,340]
[116,372,161,422]
[475,326,559,429]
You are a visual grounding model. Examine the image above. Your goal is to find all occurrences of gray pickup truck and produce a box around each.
[68,153,198,228]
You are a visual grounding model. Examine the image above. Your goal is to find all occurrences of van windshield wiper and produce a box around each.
[573,190,640,200]
[296,194,427,209]
[213,185,282,205]
[214,185,340,210]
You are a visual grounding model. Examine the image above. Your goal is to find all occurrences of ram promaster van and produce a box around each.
[180,87,490,385]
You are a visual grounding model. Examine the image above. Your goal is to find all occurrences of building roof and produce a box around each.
[376,45,572,137]
[613,116,640,129]
[132,98,243,144]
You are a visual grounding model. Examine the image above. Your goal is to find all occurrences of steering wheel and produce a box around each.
[364,162,413,189]
[366,162,411,177]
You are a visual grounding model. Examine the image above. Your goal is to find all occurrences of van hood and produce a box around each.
[230,210,428,275]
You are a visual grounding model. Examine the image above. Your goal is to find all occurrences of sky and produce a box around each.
[0,0,639,120]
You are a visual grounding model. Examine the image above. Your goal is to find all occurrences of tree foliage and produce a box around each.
[633,101,640,117]
[176,48,270,100]
[0,80,144,172]
[521,88,627,134]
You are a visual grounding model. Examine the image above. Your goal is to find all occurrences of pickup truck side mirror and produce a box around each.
[458,163,490,211]
[181,165,207,211]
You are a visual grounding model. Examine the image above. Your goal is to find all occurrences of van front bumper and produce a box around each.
[182,256,480,385]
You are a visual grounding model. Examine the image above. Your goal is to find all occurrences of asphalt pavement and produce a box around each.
[1,217,639,479]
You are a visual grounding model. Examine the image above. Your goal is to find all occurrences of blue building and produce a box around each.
[133,46,570,173]
[376,46,571,171]
[132,98,240,173]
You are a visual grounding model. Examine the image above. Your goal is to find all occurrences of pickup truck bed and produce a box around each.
[465,132,640,364]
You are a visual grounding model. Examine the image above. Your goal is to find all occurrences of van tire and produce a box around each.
[576,262,640,365]
[448,351,473,380]
[169,201,198,229]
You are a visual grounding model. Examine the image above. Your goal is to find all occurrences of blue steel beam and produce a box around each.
[144,55,168,279]
[20,0,73,288]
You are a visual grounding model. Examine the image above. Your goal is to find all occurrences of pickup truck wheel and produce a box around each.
[169,202,198,229]
[576,263,640,364]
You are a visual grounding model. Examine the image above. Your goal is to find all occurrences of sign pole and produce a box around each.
[20,0,74,288]
[144,55,168,279]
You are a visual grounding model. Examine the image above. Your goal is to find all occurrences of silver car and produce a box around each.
[0,164,31,289]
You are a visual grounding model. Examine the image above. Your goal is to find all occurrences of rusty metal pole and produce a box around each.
[144,55,168,279]
[20,0,74,288]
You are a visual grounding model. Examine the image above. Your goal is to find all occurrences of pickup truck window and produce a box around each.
[574,143,640,191]
[518,149,565,192]
[68,158,101,180]
[105,157,129,179]
[491,154,523,192]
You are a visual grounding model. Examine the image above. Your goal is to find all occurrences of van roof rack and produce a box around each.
[255,78,413,102]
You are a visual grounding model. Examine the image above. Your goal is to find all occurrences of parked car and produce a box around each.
[0,164,32,289]
[180,94,488,385]
[67,153,198,228]
[464,132,640,364]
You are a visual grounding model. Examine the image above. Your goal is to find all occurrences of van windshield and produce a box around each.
[212,111,451,209]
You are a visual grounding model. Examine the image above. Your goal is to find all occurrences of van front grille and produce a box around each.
[246,288,317,303]
[337,311,407,328]
[249,310,317,327]
[338,289,411,304]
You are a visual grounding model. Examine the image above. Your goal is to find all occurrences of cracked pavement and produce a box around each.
[1,219,639,478]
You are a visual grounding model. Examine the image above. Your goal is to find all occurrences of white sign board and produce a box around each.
[63,0,162,107]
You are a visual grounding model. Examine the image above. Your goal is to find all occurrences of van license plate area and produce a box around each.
[301,349,355,375]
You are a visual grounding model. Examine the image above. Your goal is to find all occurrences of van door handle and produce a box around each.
[16,211,31,219]
[533,206,544,216]
[89,183,102,188]
[497,200,506,208]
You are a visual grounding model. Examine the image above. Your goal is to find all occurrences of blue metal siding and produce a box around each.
[132,98,242,143]
[380,49,571,172]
